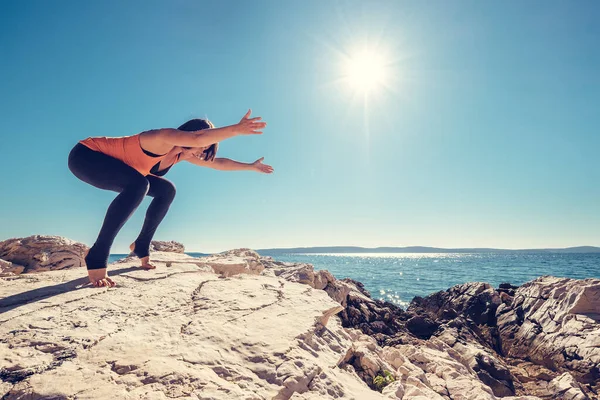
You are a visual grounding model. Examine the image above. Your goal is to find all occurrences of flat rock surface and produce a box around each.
[0,252,385,400]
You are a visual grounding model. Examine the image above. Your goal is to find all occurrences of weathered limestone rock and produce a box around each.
[1,239,597,400]
[262,255,545,399]
[413,277,600,398]
[337,333,397,389]
[409,282,502,328]
[149,240,185,253]
[0,235,87,274]
[0,250,387,400]
[199,248,265,277]
[261,257,373,307]
[547,372,590,400]
[265,261,333,290]
[497,277,600,389]
[0,259,25,277]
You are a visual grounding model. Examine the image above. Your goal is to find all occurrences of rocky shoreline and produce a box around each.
[1,236,598,399]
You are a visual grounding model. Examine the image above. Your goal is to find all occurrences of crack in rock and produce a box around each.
[225,297,282,324]
[118,269,203,282]
[224,284,285,323]
[0,348,77,384]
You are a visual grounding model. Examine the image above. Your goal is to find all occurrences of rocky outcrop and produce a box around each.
[255,253,558,399]
[0,235,87,274]
[410,277,600,399]
[0,259,25,277]
[264,255,599,398]
[200,248,265,277]
[149,240,185,253]
[0,251,383,400]
[1,240,598,399]
[0,237,186,276]
[497,277,600,388]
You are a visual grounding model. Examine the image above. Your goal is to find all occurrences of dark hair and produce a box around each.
[178,118,217,159]
[177,118,214,132]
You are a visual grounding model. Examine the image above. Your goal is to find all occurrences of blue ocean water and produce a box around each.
[109,252,600,308]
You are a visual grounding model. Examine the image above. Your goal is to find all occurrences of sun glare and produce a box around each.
[343,49,389,93]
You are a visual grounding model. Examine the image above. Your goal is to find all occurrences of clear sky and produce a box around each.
[1,0,599,253]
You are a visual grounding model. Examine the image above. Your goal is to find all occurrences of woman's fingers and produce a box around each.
[259,164,273,173]
[244,109,252,119]
[250,122,267,129]
[238,113,266,135]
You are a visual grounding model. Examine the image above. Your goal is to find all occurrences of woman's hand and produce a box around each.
[252,157,274,174]
[237,109,266,135]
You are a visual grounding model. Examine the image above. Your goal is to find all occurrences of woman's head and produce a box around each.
[178,118,218,161]
[178,118,214,132]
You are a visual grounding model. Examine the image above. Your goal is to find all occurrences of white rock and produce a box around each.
[0,235,87,273]
[547,372,589,400]
[0,250,390,400]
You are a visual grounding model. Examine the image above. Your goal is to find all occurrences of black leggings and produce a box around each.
[68,143,176,270]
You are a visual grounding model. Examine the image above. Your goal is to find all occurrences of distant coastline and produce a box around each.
[255,245,600,255]
[108,246,600,258]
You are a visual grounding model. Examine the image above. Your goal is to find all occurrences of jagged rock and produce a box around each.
[497,276,600,390]
[380,337,538,400]
[410,276,600,398]
[149,240,185,253]
[0,259,25,276]
[341,278,373,297]
[498,282,519,297]
[261,257,373,307]
[337,334,397,389]
[0,235,87,273]
[265,261,333,290]
[547,372,590,400]
[405,315,439,339]
[409,282,502,327]
[509,360,556,383]
[273,261,598,399]
[198,248,264,277]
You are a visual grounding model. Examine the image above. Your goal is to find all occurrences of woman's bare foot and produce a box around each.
[88,268,116,287]
[84,248,116,287]
[129,243,157,270]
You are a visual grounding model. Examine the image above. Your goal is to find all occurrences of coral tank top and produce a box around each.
[78,134,167,176]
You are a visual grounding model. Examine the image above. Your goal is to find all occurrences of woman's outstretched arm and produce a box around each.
[186,156,274,173]
[142,110,266,151]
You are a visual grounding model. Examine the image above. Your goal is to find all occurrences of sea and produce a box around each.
[108,252,600,309]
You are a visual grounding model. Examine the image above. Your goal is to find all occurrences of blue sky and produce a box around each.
[1,0,598,253]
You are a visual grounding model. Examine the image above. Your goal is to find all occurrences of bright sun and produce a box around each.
[343,49,389,93]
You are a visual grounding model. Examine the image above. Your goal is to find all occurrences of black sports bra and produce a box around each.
[142,148,180,176]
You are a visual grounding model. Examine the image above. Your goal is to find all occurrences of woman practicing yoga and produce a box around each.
[68,110,272,288]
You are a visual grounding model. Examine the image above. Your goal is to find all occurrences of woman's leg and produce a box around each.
[68,143,150,271]
[131,175,177,261]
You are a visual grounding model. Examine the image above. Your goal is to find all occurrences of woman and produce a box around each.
[68,109,273,288]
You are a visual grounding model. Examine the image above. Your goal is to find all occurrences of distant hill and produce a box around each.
[256,245,600,255]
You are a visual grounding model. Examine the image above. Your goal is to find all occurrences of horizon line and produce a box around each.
[109,244,600,255]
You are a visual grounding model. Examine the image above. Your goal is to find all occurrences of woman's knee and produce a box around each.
[148,177,176,202]
[162,181,176,202]
[128,176,151,198]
